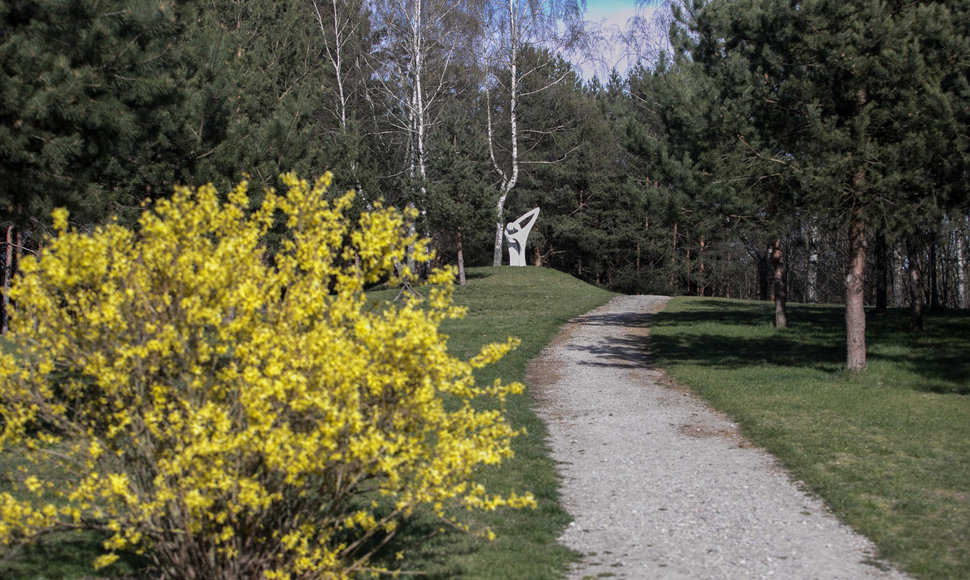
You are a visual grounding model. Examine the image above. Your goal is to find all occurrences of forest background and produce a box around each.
[1,0,968,356]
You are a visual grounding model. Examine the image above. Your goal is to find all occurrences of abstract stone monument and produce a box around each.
[504,207,540,266]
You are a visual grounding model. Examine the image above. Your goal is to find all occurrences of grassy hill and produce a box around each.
[382,267,616,579]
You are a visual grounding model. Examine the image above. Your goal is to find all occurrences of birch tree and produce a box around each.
[370,0,475,196]
[308,0,374,194]
[477,0,586,266]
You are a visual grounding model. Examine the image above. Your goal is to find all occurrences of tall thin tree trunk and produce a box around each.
[312,0,368,199]
[874,231,888,313]
[908,241,925,332]
[806,221,819,303]
[845,211,867,371]
[492,189,509,266]
[2,225,14,334]
[893,245,906,307]
[845,85,869,371]
[771,238,787,329]
[457,225,466,286]
[488,2,519,266]
[670,222,678,288]
[929,238,940,309]
[698,235,707,296]
[957,218,967,309]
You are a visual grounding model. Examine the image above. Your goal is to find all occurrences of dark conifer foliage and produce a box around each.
[0,0,182,228]
[0,0,968,332]
[676,0,970,367]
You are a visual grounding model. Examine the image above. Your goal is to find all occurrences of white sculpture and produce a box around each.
[504,207,540,266]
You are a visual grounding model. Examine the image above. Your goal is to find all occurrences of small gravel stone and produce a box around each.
[528,295,911,580]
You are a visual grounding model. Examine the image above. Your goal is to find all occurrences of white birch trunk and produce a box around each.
[893,244,906,308]
[806,221,819,303]
[311,0,368,200]
[958,216,968,309]
[490,0,520,266]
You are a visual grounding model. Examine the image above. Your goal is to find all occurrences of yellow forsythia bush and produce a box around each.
[0,173,533,578]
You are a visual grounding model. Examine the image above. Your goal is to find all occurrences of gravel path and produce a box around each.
[528,295,911,580]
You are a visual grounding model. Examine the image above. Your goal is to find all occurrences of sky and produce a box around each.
[584,0,640,32]
[578,0,661,80]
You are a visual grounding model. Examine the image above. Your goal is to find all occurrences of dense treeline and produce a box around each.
[2,0,968,360]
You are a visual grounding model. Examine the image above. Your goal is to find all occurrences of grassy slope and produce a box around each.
[650,297,970,580]
[383,266,616,578]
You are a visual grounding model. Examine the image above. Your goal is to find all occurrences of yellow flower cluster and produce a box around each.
[0,174,533,578]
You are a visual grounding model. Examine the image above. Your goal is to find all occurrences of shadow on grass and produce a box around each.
[652,299,970,393]
[651,300,845,373]
[461,270,493,281]
[0,531,148,579]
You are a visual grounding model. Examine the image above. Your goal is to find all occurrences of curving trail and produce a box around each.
[528,295,910,580]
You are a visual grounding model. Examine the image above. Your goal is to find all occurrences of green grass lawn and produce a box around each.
[650,297,970,580]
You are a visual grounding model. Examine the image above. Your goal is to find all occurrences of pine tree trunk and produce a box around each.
[929,239,940,309]
[699,235,707,296]
[874,231,888,313]
[2,225,14,335]
[844,84,869,371]
[771,238,787,329]
[908,241,925,332]
[845,211,867,371]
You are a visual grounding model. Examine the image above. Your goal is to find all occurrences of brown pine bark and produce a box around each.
[771,239,787,329]
[845,211,868,371]
[2,225,13,334]
[907,242,924,332]
[845,85,869,372]
[699,235,707,296]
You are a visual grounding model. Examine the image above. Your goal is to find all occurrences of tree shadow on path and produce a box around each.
[566,310,657,369]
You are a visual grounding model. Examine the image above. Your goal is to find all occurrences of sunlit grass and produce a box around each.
[651,297,970,580]
[374,266,615,578]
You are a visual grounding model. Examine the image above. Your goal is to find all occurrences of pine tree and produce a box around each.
[0,0,182,229]
[685,0,970,369]
[173,0,336,193]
